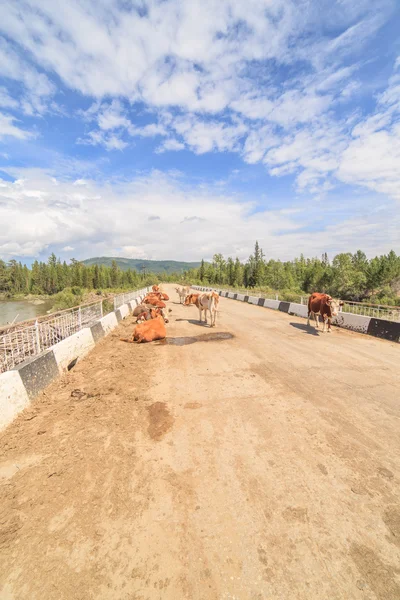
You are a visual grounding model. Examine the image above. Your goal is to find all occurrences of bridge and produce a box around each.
[0,285,399,599]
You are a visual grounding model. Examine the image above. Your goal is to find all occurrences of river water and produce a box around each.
[0,299,54,327]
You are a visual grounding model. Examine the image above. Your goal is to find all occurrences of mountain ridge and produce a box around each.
[82,256,201,274]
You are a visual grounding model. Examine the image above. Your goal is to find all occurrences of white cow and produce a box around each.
[185,292,220,327]
[176,286,188,304]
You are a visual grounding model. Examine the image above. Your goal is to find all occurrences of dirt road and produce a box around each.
[1,285,399,600]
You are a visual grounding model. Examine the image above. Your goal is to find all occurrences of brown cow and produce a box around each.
[143,296,166,308]
[121,314,166,343]
[307,293,342,333]
[152,285,160,292]
[133,303,148,316]
[136,307,169,323]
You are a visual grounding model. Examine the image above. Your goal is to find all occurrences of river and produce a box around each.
[0,299,54,327]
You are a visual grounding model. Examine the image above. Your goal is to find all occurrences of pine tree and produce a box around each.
[199,259,206,282]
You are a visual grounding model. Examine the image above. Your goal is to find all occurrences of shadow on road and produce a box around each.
[290,322,320,336]
[175,318,210,327]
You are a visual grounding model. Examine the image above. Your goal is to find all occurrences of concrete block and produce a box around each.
[258,298,265,307]
[248,296,259,305]
[0,371,30,431]
[278,301,291,313]
[236,294,245,301]
[119,304,130,320]
[227,292,235,299]
[263,299,280,310]
[289,303,308,318]
[367,318,400,342]
[15,351,59,400]
[90,321,105,343]
[100,312,118,334]
[52,328,95,372]
[333,313,370,334]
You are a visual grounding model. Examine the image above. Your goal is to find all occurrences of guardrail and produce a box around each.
[194,285,400,322]
[1,286,150,374]
[113,287,149,310]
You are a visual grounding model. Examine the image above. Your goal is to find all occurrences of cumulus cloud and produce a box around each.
[0,111,34,141]
[0,0,399,204]
[0,168,398,262]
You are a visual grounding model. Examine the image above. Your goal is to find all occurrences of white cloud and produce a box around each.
[336,72,400,198]
[0,0,399,202]
[156,138,185,153]
[0,87,18,110]
[0,168,398,262]
[0,111,34,140]
[0,38,56,116]
[78,129,128,151]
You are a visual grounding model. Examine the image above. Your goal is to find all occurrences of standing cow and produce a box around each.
[307,293,342,333]
[185,292,219,327]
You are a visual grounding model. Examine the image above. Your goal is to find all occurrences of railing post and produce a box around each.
[100,300,103,319]
[275,294,279,301]
[78,306,82,330]
[35,320,41,353]
[301,296,303,305]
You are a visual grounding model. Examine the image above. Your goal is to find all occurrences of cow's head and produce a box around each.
[325,296,341,317]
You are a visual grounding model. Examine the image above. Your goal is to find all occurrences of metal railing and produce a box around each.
[194,285,400,322]
[1,286,150,374]
[113,287,149,310]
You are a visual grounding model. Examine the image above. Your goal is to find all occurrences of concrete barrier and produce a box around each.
[289,303,308,318]
[100,312,119,334]
[0,289,149,432]
[0,371,30,431]
[264,299,281,310]
[52,329,96,372]
[333,313,370,334]
[192,286,399,343]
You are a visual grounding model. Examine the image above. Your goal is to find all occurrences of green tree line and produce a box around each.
[181,244,400,305]
[1,247,399,306]
[0,254,155,297]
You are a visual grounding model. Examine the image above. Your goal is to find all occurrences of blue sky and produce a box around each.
[0,0,399,263]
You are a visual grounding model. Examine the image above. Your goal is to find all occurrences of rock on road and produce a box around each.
[0,285,399,600]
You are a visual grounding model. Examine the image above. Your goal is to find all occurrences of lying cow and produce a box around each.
[152,285,160,292]
[307,293,343,333]
[185,292,219,327]
[143,295,166,308]
[136,307,169,323]
[120,313,166,343]
[133,303,148,316]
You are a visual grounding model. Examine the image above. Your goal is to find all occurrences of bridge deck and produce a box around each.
[1,285,399,600]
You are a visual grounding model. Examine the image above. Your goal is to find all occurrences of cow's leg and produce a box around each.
[322,317,327,332]
[307,311,311,326]
[199,307,203,323]
[314,312,319,329]
[327,318,331,333]
[204,309,208,325]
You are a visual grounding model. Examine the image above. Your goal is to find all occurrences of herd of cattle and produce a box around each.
[120,285,221,343]
[120,285,345,343]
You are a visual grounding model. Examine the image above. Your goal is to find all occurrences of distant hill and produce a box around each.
[82,257,201,274]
